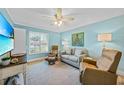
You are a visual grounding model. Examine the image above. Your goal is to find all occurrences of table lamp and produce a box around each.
[97,33,112,47]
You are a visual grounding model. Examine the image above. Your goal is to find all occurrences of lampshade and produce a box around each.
[97,33,112,42]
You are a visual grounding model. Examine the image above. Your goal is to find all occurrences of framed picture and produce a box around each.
[72,32,84,46]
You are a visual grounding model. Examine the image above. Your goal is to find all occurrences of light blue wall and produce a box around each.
[14,24,60,61]
[60,15,124,73]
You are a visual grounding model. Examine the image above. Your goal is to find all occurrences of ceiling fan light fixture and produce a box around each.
[54,21,58,25]
[57,20,63,27]
[54,20,63,27]
[58,23,61,27]
[59,20,63,25]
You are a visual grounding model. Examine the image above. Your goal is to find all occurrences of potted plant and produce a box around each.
[1,57,11,66]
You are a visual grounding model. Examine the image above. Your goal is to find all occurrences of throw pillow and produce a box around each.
[65,48,72,55]
[71,48,75,55]
[74,49,83,56]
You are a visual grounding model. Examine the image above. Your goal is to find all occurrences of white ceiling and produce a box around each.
[6,8,124,32]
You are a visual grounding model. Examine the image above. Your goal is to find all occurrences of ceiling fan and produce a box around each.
[53,8,74,27]
[42,8,74,27]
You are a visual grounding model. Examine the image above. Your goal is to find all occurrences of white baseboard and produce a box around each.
[27,57,46,62]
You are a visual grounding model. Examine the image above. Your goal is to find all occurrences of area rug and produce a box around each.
[26,61,81,85]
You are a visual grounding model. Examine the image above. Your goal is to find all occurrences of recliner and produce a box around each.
[80,48,122,85]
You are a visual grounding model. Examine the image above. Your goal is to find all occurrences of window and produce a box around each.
[29,31,48,55]
[61,39,69,49]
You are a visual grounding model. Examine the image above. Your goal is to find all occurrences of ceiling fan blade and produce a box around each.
[63,21,69,25]
[39,15,57,21]
[63,16,74,21]
[40,15,52,19]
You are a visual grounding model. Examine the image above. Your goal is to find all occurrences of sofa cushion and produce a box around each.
[71,48,75,55]
[65,48,72,55]
[68,55,78,62]
[97,57,111,71]
[97,48,118,71]
[75,48,83,56]
[61,55,69,59]
[102,48,118,61]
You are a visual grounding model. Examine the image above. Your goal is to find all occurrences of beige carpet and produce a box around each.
[26,60,124,85]
[26,61,81,85]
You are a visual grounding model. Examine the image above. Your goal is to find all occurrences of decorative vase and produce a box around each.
[1,60,10,66]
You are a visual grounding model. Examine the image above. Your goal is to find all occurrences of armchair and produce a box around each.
[80,48,122,85]
[45,45,58,62]
[49,45,58,58]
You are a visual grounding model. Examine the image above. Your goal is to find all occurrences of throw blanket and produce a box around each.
[5,73,24,85]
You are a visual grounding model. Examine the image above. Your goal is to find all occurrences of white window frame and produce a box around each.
[28,31,49,55]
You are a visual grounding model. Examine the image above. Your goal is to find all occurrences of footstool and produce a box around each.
[47,57,56,65]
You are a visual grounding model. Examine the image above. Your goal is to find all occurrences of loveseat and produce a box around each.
[60,48,88,68]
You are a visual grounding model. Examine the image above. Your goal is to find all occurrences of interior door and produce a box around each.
[11,28,26,54]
